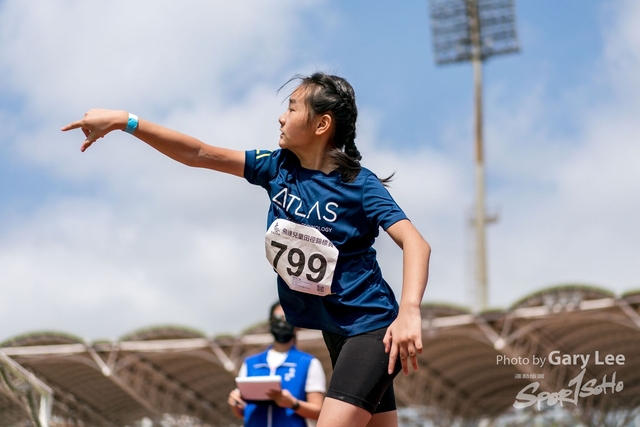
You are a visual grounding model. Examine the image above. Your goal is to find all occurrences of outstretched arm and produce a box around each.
[383,219,431,375]
[61,108,245,177]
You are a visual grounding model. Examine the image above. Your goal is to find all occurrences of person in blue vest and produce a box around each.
[228,302,326,427]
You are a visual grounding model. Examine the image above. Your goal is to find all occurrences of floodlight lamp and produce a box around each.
[429,0,519,65]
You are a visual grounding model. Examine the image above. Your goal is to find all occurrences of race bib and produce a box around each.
[265,219,339,296]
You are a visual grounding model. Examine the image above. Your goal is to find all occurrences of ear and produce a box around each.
[315,113,333,136]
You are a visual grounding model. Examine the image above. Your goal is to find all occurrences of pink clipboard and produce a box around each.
[235,375,282,401]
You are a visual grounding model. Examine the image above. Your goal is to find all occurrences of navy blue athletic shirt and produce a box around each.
[244,149,407,336]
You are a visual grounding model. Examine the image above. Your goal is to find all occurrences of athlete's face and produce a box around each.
[278,87,315,151]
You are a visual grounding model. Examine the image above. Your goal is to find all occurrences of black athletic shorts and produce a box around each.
[322,326,402,414]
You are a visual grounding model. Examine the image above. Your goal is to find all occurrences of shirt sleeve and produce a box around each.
[304,358,327,394]
[362,174,408,230]
[244,149,279,189]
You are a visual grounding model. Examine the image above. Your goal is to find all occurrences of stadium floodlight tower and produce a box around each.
[429,0,519,311]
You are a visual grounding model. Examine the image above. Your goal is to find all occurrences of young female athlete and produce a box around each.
[62,72,431,427]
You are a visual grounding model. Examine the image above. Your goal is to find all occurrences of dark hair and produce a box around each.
[283,72,392,184]
[269,301,281,319]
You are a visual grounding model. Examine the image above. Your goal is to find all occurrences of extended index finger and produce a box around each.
[61,120,83,132]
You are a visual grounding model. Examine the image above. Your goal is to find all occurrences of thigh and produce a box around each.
[317,397,372,427]
[323,327,401,414]
[367,410,398,427]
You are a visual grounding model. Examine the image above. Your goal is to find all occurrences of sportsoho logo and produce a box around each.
[500,351,626,410]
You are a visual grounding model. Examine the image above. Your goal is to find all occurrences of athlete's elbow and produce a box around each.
[420,239,432,260]
[185,146,211,168]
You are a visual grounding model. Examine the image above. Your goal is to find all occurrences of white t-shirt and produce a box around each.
[238,348,326,393]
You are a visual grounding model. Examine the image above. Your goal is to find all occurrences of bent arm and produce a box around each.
[383,219,431,375]
[61,109,245,177]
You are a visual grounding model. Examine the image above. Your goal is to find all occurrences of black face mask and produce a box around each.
[270,318,295,343]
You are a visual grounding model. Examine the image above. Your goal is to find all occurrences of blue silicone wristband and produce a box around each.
[124,113,139,134]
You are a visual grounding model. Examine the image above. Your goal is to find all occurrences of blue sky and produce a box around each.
[0,0,638,342]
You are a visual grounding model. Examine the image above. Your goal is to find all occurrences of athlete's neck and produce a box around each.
[292,146,335,174]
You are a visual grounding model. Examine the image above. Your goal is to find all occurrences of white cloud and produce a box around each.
[0,0,319,114]
[0,193,277,340]
[0,0,327,340]
[603,0,640,101]
[476,0,640,307]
